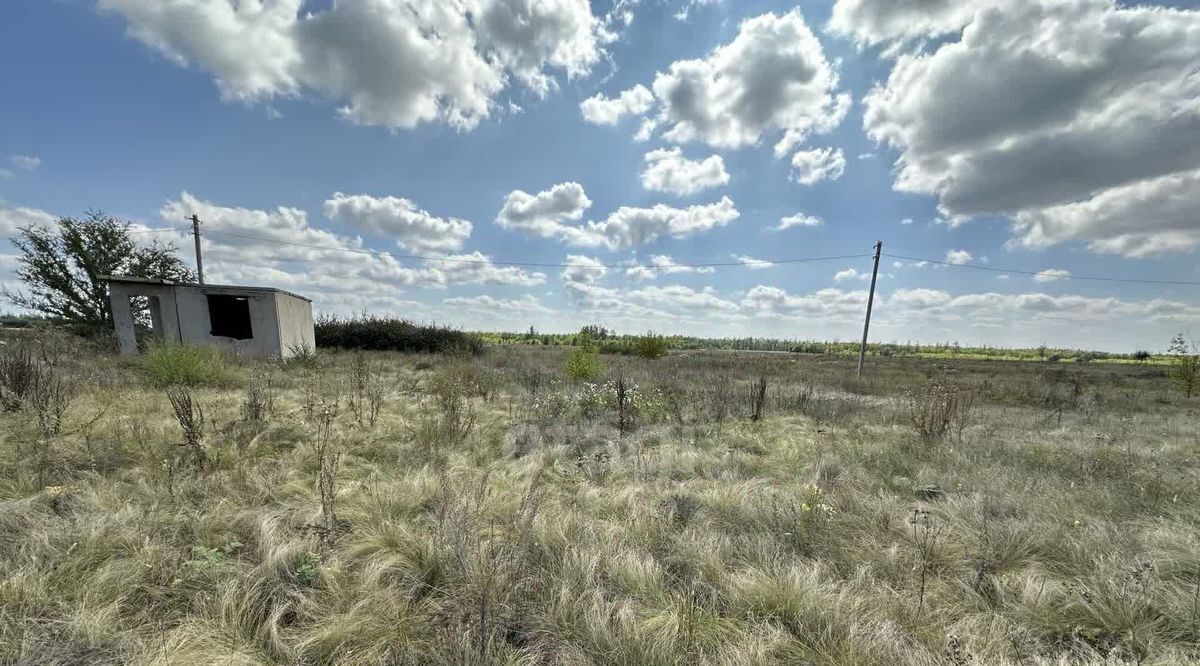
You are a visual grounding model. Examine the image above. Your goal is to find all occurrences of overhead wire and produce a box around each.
[2,225,1196,286]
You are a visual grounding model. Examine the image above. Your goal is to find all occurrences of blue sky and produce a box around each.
[2,0,1198,351]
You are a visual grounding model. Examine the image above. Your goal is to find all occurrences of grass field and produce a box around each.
[1,332,1198,665]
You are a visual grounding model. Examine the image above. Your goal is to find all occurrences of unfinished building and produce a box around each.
[103,275,315,359]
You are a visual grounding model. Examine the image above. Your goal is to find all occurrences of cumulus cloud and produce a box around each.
[828,0,988,47]
[741,285,867,319]
[833,267,863,282]
[861,0,1200,257]
[625,255,715,280]
[495,183,739,250]
[159,192,541,314]
[732,254,774,269]
[944,249,972,265]
[885,288,1200,324]
[1033,268,1070,283]
[639,147,729,196]
[443,294,554,317]
[579,84,653,125]
[100,0,610,131]
[561,254,608,284]
[578,197,739,250]
[322,192,472,254]
[607,9,848,153]
[428,251,546,286]
[777,212,823,230]
[495,182,592,238]
[0,205,56,235]
[8,155,41,171]
[789,147,845,185]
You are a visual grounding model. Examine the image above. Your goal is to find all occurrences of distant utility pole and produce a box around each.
[856,241,883,378]
[188,214,204,284]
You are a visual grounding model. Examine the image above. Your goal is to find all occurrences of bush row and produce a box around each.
[314,314,483,354]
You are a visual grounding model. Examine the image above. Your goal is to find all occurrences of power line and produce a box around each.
[196,228,873,269]
[884,253,1200,286]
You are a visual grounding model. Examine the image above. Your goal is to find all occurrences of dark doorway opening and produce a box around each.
[207,294,253,339]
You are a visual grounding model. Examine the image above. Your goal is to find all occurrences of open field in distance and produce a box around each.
[1,332,1198,665]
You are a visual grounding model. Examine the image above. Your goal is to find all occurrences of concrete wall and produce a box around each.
[175,286,282,358]
[109,281,314,359]
[274,292,316,358]
[108,283,183,354]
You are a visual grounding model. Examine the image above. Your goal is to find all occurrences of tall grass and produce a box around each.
[0,337,1197,664]
[141,343,234,388]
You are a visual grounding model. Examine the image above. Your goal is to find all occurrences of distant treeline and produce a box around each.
[478,328,1166,364]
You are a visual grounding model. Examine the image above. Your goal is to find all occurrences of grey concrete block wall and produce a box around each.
[105,276,314,359]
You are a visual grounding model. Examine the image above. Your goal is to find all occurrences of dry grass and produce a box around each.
[0,333,1197,665]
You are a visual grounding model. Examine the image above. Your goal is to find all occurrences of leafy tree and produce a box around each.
[1167,333,1198,398]
[3,211,194,326]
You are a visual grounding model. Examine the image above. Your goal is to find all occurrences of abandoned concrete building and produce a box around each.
[103,275,315,359]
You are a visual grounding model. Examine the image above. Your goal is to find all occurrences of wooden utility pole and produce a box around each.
[189,214,204,284]
[856,241,882,378]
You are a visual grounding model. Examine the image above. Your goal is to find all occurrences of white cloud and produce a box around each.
[100,0,610,131]
[777,212,823,230]
[732,254,774,269]
[741,285,867,319]
[790,147,845,185]
[900,218,913,225]
[833,267,863,281]
[1033,268,1071,283]
[428,251,546,286]
[1013,170,1200,257]
[496,184,739,250]
[861,0,1200,257]
[580,84,653,125]
[639,147,729,196]
[828,0,989,47]
[885,288,1200,325]
[577,197,739,250]
[0,206,56,235]
[322,192,472,254]
[561,254,608,284]
[8,155,41,171]
[638,9,849,150]
[625,254,715,280]
[159,193,540,314]
[495,182,592,238]
[945,249,972,265]
[443,294,554,316]
[674,0,719,22]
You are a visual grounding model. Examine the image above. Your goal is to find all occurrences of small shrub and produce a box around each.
[1167,333,1198,398]
[565,346,604,382]
[166,386,207,474]
[0,343,41,411]
[143,343,231,388]
[284,341,320,368]
[633,332,668,359]
[291,552,321,586]
[906,378,969,442]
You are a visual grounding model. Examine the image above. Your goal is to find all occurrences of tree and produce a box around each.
[1167,333,1198,398]
[3,211,194,326]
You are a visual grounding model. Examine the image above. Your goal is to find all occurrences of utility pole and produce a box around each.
[856,241,882,378]
[188,214,204,284]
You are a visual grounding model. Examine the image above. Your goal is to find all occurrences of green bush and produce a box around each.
[565,346,604,381]
[633,332,669,359]
[142,343,233,388]
[314,314,483,354]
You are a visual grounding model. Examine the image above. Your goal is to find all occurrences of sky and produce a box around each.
[1,0,1198,352]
